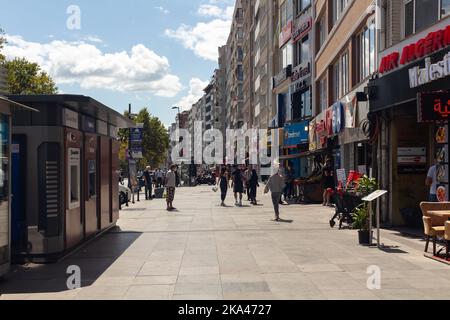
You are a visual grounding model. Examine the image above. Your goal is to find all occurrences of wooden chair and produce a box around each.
[420,202,449,255]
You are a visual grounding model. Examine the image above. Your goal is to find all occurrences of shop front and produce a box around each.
[281,120,310,177]
[368,21,450,227]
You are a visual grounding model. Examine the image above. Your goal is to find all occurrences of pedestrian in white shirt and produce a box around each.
[165,165,178,211]
[426,155,439,202]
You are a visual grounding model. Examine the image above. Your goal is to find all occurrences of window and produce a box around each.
[332,0,349,26]
[332,52,349,101]
[404,0,441,37]
[281,0,293,27]
[318,15,326,51]
[292,89,311,120]
[319,77,328,111]
[443,0,450,17]
[295,35,310,66]
[297,0,311,15]
[355,20,376,83]
[281,43,293,69]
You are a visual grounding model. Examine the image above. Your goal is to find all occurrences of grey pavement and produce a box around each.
[1,185,449,300]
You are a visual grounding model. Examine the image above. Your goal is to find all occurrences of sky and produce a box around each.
[0,0,235,127]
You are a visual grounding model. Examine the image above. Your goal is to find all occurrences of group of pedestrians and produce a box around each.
[216,164,287,221]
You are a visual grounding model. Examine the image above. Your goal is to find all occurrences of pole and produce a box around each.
[128,103,135,204]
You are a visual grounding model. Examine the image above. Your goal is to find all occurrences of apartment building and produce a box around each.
[253,0,277,130]
[368,0,450,226]
[242,0,254,129]
[225,0,245,130]
[272,0,314,178]
[310,0,376,176]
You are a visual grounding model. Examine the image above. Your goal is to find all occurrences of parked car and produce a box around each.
[119,184,131,207]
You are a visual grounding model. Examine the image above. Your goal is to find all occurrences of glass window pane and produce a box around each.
[369,22,375,74]
[287,42,293,66]
[405,1,414,37]
[415,0,439,33]
[442,0,450,17]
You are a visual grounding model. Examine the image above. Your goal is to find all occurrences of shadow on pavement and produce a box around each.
[0,230,142,295]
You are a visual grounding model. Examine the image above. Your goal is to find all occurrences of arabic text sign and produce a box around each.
[362,190,388,202]
[418,91,450,123]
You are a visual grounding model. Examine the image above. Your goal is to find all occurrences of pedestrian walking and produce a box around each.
[264,169,286,221]
[165,165,177,211]
[156,169,163,188]
[244,166,251,201]
[322,158,335,207]
[143,166,153,200]
[231,165,244,207]
[249,169,259,205]
[218,168,230,206]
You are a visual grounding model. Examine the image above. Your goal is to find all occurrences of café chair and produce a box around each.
[420,202,449,255]
[446,221,450,261]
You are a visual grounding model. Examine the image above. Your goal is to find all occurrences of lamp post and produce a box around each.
[172,106,182,186]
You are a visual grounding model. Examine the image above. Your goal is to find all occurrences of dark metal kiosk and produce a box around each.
[0,96,38,277]
[7,95,132,262]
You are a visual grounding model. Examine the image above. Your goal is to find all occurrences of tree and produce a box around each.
[0,28,5,62]
[118,108,169,170]
[3,57,58,94]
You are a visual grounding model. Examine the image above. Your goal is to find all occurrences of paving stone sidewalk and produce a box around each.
[1,186,449,300]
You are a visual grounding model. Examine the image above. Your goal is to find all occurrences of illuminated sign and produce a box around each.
[418,90,450,123]
[379,25,450,74]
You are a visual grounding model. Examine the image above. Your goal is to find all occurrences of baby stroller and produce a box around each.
[329,189,363,229]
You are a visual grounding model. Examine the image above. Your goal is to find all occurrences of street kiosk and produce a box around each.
[7,95,132,263]
[0,96,38,277]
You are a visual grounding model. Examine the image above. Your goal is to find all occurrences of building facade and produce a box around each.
[369,0,450,226]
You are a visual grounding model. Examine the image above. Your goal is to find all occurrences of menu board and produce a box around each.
[435,124,449,202]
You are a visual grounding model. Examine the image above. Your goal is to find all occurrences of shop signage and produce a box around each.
[279,20,293,48]
[63,108,79,130]
[408,52,450,88]
[397,156,427,164]
[379,25,450,74]
[291,62,311,82]
[308,119,317,151]
[273,65,292,88]
[418,90,450,123]
[292,16,312,43]
[81,116,96,133]
[345,96,357,128]
[332,102,345,135]
[284,121,309,146]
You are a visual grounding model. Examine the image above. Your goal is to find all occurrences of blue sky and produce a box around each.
[0,0,235,126]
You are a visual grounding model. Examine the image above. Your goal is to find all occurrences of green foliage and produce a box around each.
[356,176,378,197]
[0,28,5,62]
[118,108,169,170]
[352,204,369,231]
[352,176,378,231]
[3,57,58,94]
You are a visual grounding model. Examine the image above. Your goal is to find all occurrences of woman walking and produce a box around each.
[219,168,229,206]
[249,169,259,205]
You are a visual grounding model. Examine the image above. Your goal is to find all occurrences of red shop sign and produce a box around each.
[279,20,293,48]
[292,17,312,43]
[379,25,450,74]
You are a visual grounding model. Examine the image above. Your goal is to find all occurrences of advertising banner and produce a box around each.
[130,123,144,159]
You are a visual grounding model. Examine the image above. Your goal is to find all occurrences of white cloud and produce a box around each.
[165,19,231,61]
[155,6,170,14]
[176,78,209,111]
[165,2,234,61]
[82,35,103,43]
[198,4,233,19]
[3,35,183,97]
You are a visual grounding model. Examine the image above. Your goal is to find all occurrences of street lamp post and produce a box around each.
[172,106,182,186]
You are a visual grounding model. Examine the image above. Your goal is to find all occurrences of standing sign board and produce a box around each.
[362,190,388,247]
